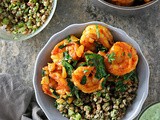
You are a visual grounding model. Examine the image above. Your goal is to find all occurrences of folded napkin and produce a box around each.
[0,73,47,120]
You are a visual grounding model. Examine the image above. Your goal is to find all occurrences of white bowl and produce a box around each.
[33,21,150,120]
[0,0,57,41]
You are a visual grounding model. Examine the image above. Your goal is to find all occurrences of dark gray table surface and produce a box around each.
[0,0,160,118]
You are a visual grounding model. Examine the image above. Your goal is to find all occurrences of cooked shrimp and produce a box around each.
[51,35,81,61]
[41,73,70,98]
[41,76,59,98]
[72,66,104,93]
[49,72,70,95]
[41,65,70,98]
[111,0,134,6]
[51,35,79,55]
[51,40,67,55]
[80,25,113,51]
[99,42,138,76]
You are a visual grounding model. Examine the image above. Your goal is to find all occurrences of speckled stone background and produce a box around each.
[0,0,160,117]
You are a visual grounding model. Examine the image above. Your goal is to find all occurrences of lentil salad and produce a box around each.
[41,24,139,120]
[0,0,53,34]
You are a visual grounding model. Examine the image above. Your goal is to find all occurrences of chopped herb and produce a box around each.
[107,52,116,63]
[76,41,80,45]
[80,75,87,85]
[72,60,78,68]
[96,91,102,97]
[67,79,80,99]
[78,62,87,67]
[63,51,72,61]
[101,78,107,89]
[58,44,66,49]
[99,46,108,52]
[114,71,138,92]
[122,52,125,56]
[95,42,108,52]
[73,87,80,99]
[128,53,132,58]
[124,70,138,81]
[115,80,127,92]
[85,53,108,79]
[62,60,73,77]
[96,24,100,39]
[50,88,60,99]
[54,101,58,108]
[67,35,72,42]
[42,69,45,77]
[101,74,110,89]
[116,76,120,79]
[63,51,78,68]
[124,71,134,80]
[83,69,88,73]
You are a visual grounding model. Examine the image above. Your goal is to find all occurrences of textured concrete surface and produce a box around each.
[0,0,160,116]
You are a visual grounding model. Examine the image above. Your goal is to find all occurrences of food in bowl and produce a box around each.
[0,0,53,34]
[138,102,160,120]
[40,24,139,120]
[104,0,152,6]
[105,0,152,6]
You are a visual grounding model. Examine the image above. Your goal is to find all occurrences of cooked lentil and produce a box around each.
[0,0,53,34]
[55,74,138,120]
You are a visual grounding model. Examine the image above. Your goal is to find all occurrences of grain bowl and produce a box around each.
[33,21,150,120]
[0,0,57,41]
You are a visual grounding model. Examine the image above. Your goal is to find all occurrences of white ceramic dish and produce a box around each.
[33,21,150,120]
[0,0,57,41]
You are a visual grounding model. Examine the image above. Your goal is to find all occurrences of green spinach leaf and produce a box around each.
[41,69,45,77]
[67,35,72,42]
[67,79,80,99]
[115,80,127,92]
[58,44,66,49]
[63,51,72,61]
[101,74,110,89]
[62,60,73,77]
[124,70,138,81]
[85,53,108,79]
[95,42,108,53]
[80,75,87,85]
[107,52,116,63]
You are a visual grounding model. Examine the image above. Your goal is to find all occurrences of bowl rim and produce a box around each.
[0,0,57,41]
[137,101,160,120]
[98,0,158,10]
[33,21,150,120]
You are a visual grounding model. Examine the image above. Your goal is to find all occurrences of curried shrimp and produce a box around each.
[51,35,83,63]
[99,42,138,76]
[41,64,70,98]
[72,66,104,93]
[80,25,114,51]
[49,72,70,95]
[111,0,134,6]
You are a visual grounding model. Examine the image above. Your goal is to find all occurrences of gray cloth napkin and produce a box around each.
[0,73,47,120]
